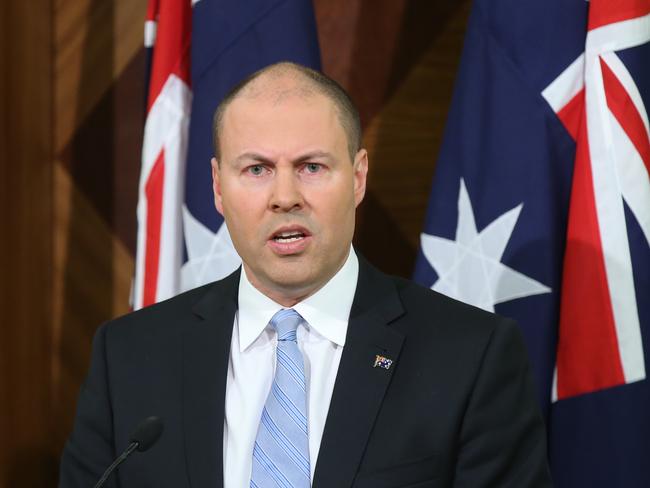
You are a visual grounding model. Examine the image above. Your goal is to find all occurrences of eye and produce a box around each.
[247,164,266,176]
[304,162,322,174]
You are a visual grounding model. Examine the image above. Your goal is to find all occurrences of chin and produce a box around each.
[267,269,313,291]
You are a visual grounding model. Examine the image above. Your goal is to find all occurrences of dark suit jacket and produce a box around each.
[60,257,552,487]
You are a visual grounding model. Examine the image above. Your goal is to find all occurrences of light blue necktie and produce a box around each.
[250,309,311,488]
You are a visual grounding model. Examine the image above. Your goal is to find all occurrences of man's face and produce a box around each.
[212,85,367,304]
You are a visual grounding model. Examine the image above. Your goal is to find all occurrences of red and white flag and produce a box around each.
[543,0,650,401]
[134,0,192,309]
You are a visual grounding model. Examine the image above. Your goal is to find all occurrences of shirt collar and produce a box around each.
[237,247,359,352]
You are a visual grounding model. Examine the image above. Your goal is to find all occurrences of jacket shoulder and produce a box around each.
[390,273,513,337]
[102,268,240,340]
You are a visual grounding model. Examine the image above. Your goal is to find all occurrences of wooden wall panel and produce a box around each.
[0,1,56,487]
[316,0,409,127]
[51,0,146,473]
[1,0,145,486]
[357,1,472,275]
[314,0,471,276]
[55,0,147,152]
[51,163,134,445]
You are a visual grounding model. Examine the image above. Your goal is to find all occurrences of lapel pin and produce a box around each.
[373,354,393,370]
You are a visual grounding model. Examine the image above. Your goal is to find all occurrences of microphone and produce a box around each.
[93,416,164,488]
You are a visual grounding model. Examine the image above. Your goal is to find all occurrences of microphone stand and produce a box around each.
[92,441,138,488]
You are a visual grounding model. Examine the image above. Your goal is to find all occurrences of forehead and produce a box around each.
[220,83,346,155]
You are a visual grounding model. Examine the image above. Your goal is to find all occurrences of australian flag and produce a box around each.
[135,0,321,309]
[413,0,650,486]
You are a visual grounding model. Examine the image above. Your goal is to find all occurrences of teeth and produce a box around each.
[276,231,303,238]
[274,233,303,241]
[275,236,302,242]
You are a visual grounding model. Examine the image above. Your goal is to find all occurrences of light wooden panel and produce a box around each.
[54,0,146,152]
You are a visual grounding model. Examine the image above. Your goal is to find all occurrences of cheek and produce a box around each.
[222,187,265,233]
[313,184,356,229]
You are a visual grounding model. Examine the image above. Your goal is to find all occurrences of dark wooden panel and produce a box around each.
[314,0,471,277]
[0,1,57,487]
[358,1,472,277]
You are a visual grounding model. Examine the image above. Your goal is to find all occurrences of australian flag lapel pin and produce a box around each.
[374,354,393,370]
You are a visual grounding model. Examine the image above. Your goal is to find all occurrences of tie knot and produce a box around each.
[270,309,302,342]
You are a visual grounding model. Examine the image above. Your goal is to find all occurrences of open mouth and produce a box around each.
[270,225,311,240]
[272,230,307,243]
[268,226,312,254]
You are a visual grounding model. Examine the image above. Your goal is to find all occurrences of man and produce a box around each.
[60,62,552,487]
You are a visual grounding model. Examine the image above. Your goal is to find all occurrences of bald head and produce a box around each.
[212,62,361,162]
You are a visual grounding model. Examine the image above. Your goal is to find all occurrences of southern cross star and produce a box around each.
[420,179,551,312]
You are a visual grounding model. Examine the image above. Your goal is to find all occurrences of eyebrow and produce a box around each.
[233,150,335,166]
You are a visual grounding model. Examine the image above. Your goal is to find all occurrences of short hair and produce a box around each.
[212,62,362,162]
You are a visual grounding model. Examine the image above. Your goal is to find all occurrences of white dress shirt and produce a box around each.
[223,248,359,487]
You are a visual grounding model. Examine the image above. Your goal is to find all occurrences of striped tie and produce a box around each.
[250,309,310,488]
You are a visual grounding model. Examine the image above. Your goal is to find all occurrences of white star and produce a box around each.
[180,205,241,292]
[420,179,551,312]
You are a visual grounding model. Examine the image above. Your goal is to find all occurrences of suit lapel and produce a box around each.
[313,259,405,488]
[182,270,240,488]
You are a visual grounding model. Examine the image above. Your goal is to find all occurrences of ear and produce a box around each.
[352,149,368,208]
[211,157,225,216]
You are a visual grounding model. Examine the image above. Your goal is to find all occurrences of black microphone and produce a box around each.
[92,416,164,488]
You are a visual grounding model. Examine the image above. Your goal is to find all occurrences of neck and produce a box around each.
[242,252,350,308]
[243,269,327,308]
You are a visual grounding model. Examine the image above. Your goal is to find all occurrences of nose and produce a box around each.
[269,167,304,212]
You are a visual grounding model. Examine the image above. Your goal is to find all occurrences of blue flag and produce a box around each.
[414,0,650,486]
